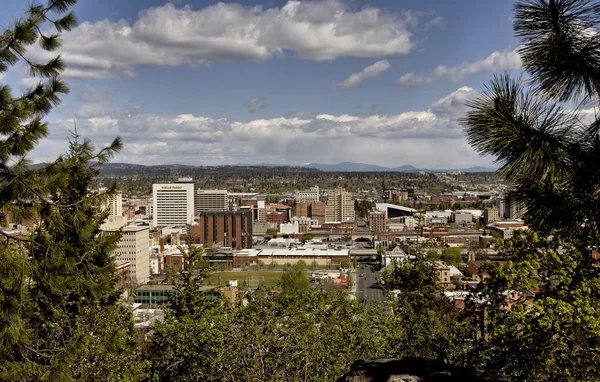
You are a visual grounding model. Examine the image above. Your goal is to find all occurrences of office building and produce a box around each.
[152,180,195,227]
[195,189,228,213]
[106,226,150,284]
[99,189,122,217]
[256,195,266,223]
[452,212,473,225]
[483,207,500,224]
[325,188,355,223]
[498,194,527,219]
[266,204,291,223]
[97,189,126,230]
[295,186,320,202]
[295,201,326,225]
[188,210,253,249]
[369,210,387,232]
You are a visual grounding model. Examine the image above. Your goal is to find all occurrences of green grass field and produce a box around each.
[204,271,285,288]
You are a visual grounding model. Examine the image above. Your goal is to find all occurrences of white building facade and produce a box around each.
[295,186,320,203]
[104,190,123,217]
[109,226,150,284]
[152,182,195,227]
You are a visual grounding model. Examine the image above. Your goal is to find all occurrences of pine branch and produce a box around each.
[515,0,600,101]
[16,176,86,208]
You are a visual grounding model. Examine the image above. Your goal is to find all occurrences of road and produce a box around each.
[356,264,385,305]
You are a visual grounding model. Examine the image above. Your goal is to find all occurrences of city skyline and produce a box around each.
[1,0,519,168]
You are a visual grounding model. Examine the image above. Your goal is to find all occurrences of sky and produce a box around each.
[1,0,522,169]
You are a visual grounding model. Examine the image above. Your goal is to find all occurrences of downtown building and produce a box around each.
[100,189,123,217]
[294,186,320,203]
[295,201,326,225]
[104,226,151,285]
[188,210,253,250]
[369,210,387,232]
[152,179,195,227]
[325,188,355,223]
[195,189,228,213]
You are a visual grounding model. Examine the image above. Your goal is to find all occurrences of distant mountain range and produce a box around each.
[302,161,495,173]
[29,161,494,173]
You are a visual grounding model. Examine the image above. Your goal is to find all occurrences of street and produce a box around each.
[356,264,385,304]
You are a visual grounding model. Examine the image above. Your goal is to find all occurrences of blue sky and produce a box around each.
[1,0,521,168]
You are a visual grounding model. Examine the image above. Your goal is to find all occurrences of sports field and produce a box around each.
[204,271,284,288]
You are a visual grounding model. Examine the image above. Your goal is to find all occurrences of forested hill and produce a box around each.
[97,163,321,177]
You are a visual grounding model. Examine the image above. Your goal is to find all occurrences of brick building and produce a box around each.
[368,210,387,232]
[295,201,327,225]
[266,211,285,226]
[188,210,253,249]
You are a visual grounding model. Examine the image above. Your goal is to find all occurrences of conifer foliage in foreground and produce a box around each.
[462,0,600,379]
[0,1,138,380]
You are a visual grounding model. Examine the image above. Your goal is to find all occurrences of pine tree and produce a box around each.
[0,1,139,380]
[462,0,600,245]
[462,1,600,379]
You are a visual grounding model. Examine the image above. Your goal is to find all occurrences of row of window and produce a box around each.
[136,290,171,297]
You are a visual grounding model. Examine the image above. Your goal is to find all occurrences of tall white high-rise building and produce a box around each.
[152,181,195,227]
[98,189,126,230]
[325,188,355,222]
[107,226,150,284]
[195,189,228,213]
[97,188,122,217]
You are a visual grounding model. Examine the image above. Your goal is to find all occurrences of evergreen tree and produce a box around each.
[462,0,600,245]
[0,2,139,380]
[462,0,600,379]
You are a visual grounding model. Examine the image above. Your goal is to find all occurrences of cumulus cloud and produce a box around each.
[244,97,271,113]
[30,1,420,79]
[34,86,489,168]
[430,86,478,118]
[335,59,391,89]
[396,49,522,88]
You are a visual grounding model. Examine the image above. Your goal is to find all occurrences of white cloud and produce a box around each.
[335,59,391,89]
[425,16,444,30]
[35,86,489,168]
[430,86,478,118]
[31,1,420,79]
[19,77,42,90]
[396,49,522,88]
[244,97,271,113]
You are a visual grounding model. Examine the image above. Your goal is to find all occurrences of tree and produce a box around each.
[468,231,600,380]
[301,232,314,243]
[0,2,138,380]
[295,259,307,269]
[148,262,470,382]
[441,247,462,267]
[462,0,600,244]
[426,249,440,261]
[279,263,311,295]
[462,0,600,379]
